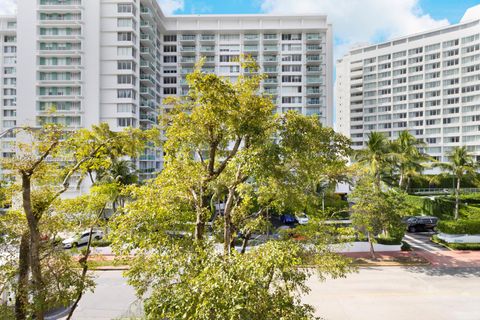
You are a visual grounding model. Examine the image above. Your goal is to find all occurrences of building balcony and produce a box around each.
[200,34,215,41]
[263,46,278,52]
[200,46,215,53]
[140,87,156,99]
[264,78,278,85]
[306,33,322,41]
[180,35,196,41]
[306,45,322,52]
[244,45,258,52]
[180,57,196,64]
[140,74,155,85]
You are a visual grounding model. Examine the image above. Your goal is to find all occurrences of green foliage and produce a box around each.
[432,235,480,250]
[0,123,150,319]
[112,59,353,319]
[437,219,480,234]
[351,178,411,246]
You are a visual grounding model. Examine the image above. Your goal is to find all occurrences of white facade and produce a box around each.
[2,0,333,178]
[338,18,480,162]
[0,16,17,158]
[335,56,350,137]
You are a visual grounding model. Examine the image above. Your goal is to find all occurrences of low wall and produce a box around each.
[330,242,401,253]
[437,232,480,244]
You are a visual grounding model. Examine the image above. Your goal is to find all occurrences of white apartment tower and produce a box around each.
[1,0,333,178]
[336,18,480,162]
[0,16,17,158]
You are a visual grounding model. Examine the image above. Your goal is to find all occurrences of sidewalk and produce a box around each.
[415,249,480,268]
[341,249,480,268]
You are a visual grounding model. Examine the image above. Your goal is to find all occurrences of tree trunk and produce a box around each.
[22,174,45,320]
[194,210,205,241]
[240,233,251,254]
[406,176,411,192]
[367,231,376,260]
[455,176,461,220]
[223,188,235,256]
[398,173,404,189]
[15,232,30,320]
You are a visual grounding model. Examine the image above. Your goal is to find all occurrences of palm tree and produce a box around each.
[391,131,429,191]
[95,159,138,211]
[354,132,392,188]
[437,146,479,220]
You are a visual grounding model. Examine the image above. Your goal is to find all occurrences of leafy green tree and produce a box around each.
[354,132,392,188]
[437,146,479,220]
[350,177,410,259]
[391,131,430,191]
[1,123,150,320]
[111,60,352,319]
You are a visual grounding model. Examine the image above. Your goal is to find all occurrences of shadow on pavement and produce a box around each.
[403,265,480,277]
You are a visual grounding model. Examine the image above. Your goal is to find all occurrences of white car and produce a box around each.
[295,213,309,225]
[62,230,103,249]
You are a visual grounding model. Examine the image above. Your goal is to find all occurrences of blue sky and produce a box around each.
[174,0,479,23]
[165,0,480,60]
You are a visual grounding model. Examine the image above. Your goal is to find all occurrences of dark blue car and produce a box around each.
[280,214,296,224]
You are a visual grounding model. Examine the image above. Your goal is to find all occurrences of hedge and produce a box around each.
[437,219,480,234]
[432,235,480,250]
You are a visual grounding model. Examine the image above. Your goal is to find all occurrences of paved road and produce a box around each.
[304,266,480,320]
[64,266,480,320]
[404,231,448,252]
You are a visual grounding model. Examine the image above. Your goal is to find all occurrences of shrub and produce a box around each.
[432,235,480,250]
[91,239,112,247]
[401,241,412,251]
[376,236,402,245]
[437,219,480,234]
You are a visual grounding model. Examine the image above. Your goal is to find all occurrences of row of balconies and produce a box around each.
[176,34,323,42]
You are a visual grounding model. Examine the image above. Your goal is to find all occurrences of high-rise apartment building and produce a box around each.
[336,18,480,162]
[0,0,333,179]
[0,16,17,158]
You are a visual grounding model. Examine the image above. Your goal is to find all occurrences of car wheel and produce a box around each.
[72,242,78,248]
[94,236,101,241]
[408,226,416,233]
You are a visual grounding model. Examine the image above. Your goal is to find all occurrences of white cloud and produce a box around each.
[0,0,16,15]
[461,4,480,23]
[260,0,450,59]
[157,0,184,15]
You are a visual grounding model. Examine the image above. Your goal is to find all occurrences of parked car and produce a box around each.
[280,214,296,224]
[295,213,309,225]
[62,230,103,249]
[404,216,438,233]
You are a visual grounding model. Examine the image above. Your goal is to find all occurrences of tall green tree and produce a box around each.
[111,59,353,319]
[437,146,479,220]
[1,123,150,320]
[391,131,429,190]
[350,177,410,259]
[354,131,391,188]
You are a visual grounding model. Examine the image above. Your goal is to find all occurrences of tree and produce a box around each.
[437,146,479,220]
[0,123,150,320]
[111,59,353,319]
[391,131,430,191]
[354,132,392,188]
[350,177,410,259]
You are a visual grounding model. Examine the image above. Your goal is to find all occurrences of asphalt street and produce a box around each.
[61,265,480,320]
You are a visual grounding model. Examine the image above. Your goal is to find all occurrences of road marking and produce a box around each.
[404,234,444,252]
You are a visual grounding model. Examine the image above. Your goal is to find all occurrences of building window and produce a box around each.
[118,60,136,71]
[118,3,135,14]
[117,89,136,99]
[163,87,177,95]
[163,77,177,84]
[117,118,135,127]
[117,75,136,85]
[164,56,177,63]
